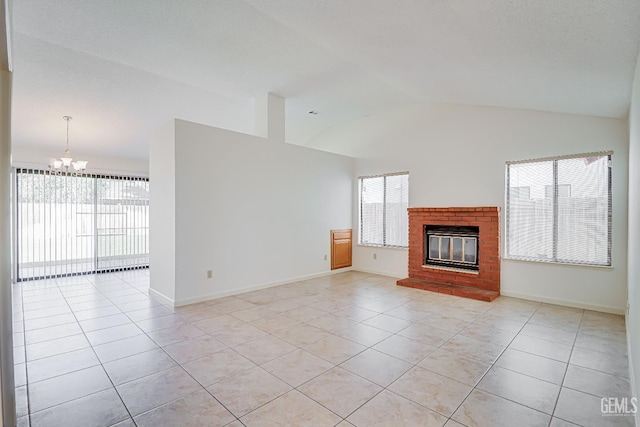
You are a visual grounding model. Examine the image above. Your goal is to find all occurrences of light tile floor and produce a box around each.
[12,270,635,427]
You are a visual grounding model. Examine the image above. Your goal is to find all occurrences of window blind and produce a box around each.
[16,169,149,281]
[506,152,611,266]
[359,172,409,247]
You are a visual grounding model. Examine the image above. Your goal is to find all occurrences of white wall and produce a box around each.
[150,118,353,305]
[312,102,629,313]
[627,52,640,418]
[148,121,176,304]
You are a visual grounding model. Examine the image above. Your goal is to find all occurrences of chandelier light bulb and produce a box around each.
[72,161,87,171]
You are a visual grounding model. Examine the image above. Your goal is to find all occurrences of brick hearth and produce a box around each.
[397,207,501,302]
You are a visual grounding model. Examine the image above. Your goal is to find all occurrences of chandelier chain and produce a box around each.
[63,115,72,153]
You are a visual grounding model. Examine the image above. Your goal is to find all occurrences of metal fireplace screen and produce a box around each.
[425,226,479,271]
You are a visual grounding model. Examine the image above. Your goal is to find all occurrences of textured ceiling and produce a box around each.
[11,0,640,160]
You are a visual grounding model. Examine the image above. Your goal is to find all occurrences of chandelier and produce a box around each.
[51,116,88,172]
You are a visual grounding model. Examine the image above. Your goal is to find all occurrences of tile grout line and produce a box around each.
[392,299,533,424]
[267,298,490,424]
[22,274,147,424]
[89,272,193,427]
[98,271,155,427]
[27,280,482,422]
[101,273,207,426]
[236,280,608,424]
[547,308,585,426]
[176,288,392,424]
[16,272,630,427]
[107,278,251,426]
[16,281,30,426]
[57,275,139,426]
[473,304,565,425]
[20,274,156,420]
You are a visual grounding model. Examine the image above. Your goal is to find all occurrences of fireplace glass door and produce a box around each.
[426,226,479,270]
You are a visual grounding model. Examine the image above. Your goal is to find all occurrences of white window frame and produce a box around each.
[358,171,409,248]
[505,151,612,267]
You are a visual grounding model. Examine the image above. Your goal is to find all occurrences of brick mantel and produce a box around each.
[398,207,501,301]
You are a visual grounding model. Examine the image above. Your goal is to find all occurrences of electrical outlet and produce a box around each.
[373,253,377,260]
[324,254,327,261]
[207,270,213,279]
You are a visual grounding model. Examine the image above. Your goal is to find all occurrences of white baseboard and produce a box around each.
[500,289,625,315]
[148,288,174,306]
[172,268,353,307]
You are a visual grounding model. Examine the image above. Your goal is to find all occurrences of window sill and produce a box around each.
[357,244,408,251]
[502,257,613,271]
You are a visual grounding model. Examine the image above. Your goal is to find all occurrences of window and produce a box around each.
[505,152,611,266]
[359,172,409,247]
[16,169,149,281]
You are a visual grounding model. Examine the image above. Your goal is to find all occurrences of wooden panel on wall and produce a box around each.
[331,229,352,270]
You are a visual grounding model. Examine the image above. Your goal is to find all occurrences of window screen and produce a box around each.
[506,153,611,266]
[359,172,409,247]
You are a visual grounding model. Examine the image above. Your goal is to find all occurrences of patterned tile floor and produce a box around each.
[11,270,635,426]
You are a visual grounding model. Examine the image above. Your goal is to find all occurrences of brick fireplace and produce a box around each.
[397,207,500,301]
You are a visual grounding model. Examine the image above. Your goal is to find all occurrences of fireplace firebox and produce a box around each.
[425,225,479,271]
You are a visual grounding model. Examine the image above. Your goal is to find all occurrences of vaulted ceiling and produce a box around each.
[11,0,640,159]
